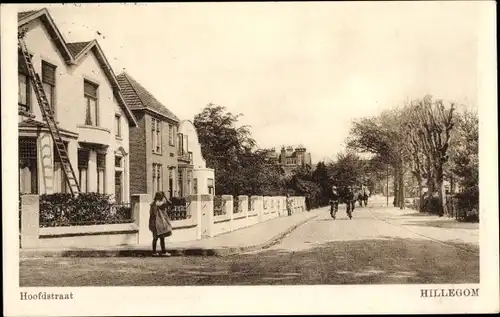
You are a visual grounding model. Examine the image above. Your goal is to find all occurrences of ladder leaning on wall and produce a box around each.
[18,30,81,197]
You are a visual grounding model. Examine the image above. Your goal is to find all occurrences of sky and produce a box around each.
[14,2,482,163]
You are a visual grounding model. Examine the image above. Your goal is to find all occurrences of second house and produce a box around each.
[117,73,194,198]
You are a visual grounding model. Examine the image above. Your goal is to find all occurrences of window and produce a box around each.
[168,168,174,198]
[168,124,174,145]
[115,156,122,168]
[115,155,125,203]
[193,178,198,195]
[19,138,38,194]
[177,169,184,197]
[177,133,183,155]
[84,80,98,126]
[41,61,56,115]
[187,170,193,195]
[207,178,214,195]
[97,153,106,194]
[54,142,69,193]
[151,118,162,154]
[183,134,189,156]
[152,164,162,194]
[115,114,121,138]
[18,52,31,112]
[78,149,89,193]
[115,171,123,203]
[18,68,31,112]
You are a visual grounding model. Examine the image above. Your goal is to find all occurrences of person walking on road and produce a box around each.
[286,194,293,216]
[149,191,173,257]
[330,185,340,219]
[345,186,355,219]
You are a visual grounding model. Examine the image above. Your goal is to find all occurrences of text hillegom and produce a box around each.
[420,288,479,298]
[20,291,74,300]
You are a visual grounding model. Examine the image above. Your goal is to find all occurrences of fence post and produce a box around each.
[239,195,249,218]
[187,194,202,240]
[254,196,264,222]
[132,194,152,245]
[281,196,286,216]
[263,196,270,220]
[20,195,40,249]
[222,195,233,232]
[271,196,279,218]
[199,194,214,238]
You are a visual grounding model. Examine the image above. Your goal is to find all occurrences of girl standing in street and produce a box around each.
[149,191,173,256]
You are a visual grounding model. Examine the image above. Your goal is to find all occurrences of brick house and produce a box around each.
[117,72,187,198]
[18,9,138,203]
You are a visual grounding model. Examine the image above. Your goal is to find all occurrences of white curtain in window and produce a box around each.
[43,83,53,111]
[54,162,62,193]
[19,166,31,194]
[157,122,162,153]
[97,169,105,193]
[88,98,97,125]
[79,168,88,192]
[18,74,27,105]
[152,121,157,152]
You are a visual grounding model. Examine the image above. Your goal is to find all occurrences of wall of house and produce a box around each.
[178,120,215,195]
[193,168,215,195]
[178,121,205,169]
[129,112,146,195]
[21,18,132,199]
[144,113,178,196]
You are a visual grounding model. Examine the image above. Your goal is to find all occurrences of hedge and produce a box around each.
[39,193,133,227]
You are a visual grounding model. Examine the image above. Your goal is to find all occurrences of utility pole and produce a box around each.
[386,164,389,207]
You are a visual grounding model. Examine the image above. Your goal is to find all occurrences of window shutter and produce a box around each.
[18,53,28,75]
[78,149,90,168]
[97,153,106,169]
[84,80,98,98]
[41,62,56,85]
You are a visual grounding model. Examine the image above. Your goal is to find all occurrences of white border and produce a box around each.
[2,2,498,316]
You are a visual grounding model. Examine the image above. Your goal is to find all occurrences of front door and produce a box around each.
[115,171,122,203]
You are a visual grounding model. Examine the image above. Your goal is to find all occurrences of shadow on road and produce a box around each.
[21,236,479,286]
[403,220,479,230]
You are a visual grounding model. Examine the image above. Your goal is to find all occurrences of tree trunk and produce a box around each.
[436,166,446,217]
[393,167,399,207]
[398,163,405,209]
[399,174,405,209]
[416,177,424,212]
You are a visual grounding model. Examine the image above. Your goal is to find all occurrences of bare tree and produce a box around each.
[407,95,456,215]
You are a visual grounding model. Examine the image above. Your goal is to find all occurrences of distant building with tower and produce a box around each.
[266,145,312,177]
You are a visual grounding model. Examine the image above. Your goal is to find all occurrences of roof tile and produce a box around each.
[117,73,179,122]
[18,10,40,22]
[66,41,92,58]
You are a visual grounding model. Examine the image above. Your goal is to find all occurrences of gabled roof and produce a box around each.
[18,8,74,63]
[117,72,180,123]
[66,41,92,58]
[17,8,137,127]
